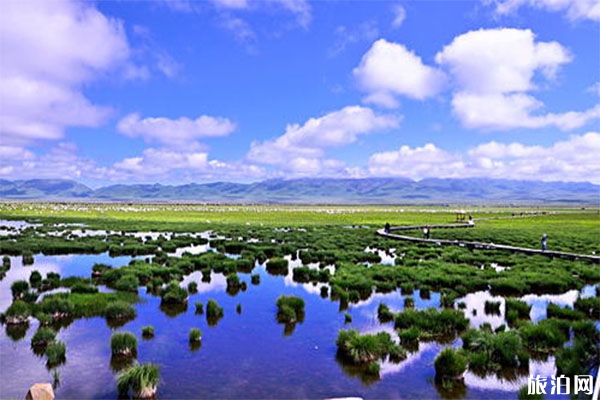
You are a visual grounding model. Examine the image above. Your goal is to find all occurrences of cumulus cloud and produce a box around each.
[247,106,400,173]
[436,28,571,94]
[368,143,465,180]
[353,39,446,107]
[435,28,599,131]
[0,0,133,145]
[367,132,600,183]
[489,0,600,21]
[0,144,265,184]
[391,4,406,28]
[117,113,236,148]
[110,148,265,182]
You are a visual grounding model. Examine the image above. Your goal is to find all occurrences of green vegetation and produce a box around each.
[555,320,599,378]
[462,329,529,373]
[484,300,501,315]
[141,326,154,339]
[505,298,531,325]
[336,329,405,368]
[519,318,570,353]
[160,281,188,305]
[2,300,31,324]
[111,332,138,357]
[189,328,202,343]
[195,301,204,315]
[45,340,66,368]
[22,250,34,265]
[394,308,469,339]
[377,303,394,323]
[206,299,224,326]
[276,295,305,324]
[0,204,598,398]
[434,347,467,381]
[11,280,30,300]
[266,257,288,275]
[31,327,57,348]
[117,363,160,399]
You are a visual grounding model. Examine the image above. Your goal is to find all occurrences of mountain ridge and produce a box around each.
[0,178,598,204]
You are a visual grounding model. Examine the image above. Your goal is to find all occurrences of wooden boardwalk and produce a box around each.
[377,225,600,263]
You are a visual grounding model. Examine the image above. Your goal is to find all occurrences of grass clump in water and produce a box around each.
[31,327,57,348]
[117,362,160,399]
[141,326,154,339]
[111,332,138,357]
[276,295,305,324]
[160,281,188,305]
[336,329,404,365]
[189,328,202,343]
[394,308,469,339]
[434,347,467,382]
[45,340,66,368]
[206,299,224,326]
[377,303,394,323]
[266,257,288,276]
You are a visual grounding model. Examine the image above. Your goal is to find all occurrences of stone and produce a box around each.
[24,383,54,400]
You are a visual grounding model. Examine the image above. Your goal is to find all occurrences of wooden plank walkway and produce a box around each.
[377,226,600,263]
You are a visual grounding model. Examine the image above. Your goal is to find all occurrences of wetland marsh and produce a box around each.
[0,203,598,399]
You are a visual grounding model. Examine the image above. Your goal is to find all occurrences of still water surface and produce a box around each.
[0,246,590,399]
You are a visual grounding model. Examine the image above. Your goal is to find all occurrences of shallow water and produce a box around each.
[0,225,594,399]
[1,260,532,399]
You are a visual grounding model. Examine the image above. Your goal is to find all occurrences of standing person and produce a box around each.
[423,227,430,239]
[541,234,547,251]
[384,222,390,233]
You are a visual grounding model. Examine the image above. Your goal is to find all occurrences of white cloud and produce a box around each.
[391,4,406,28]
[117,113,236,148]
[247,106,400,172]
[435,28,571,94]
[435,28,599,131]
[452,93,600,130]
[369,143,465,180]
[353,39,446,106]
[0,0,132,145]
[367,132,600,183]
[0,144,265,184]
[110,148,265,182]
[490,0,600,21]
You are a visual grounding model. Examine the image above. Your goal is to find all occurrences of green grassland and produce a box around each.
[1,202,598,389]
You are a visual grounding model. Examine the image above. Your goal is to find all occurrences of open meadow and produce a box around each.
[0,202,598,399]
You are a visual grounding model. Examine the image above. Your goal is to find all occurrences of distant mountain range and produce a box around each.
[0,178,598,204]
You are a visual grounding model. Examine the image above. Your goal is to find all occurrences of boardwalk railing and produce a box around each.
[377,226,600,263]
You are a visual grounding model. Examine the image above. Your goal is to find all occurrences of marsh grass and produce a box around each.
[111,332,138,357]
[434,347,467,382]
[141,326,154,339]
[45,340,66,368]
[206,299,224,326]
[189,328,202,343]
[117,363,159,399]
[276,296,305,324]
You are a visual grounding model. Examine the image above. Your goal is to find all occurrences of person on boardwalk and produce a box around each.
[541,233,547,251]
[384,222,390,233]
[423,227,430,239]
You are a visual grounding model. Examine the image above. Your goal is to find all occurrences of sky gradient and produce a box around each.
[1,0,599,186]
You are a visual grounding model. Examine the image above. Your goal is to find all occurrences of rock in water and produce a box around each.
[25,383,54,400]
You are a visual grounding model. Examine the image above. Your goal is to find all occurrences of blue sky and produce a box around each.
[1,0,599,186]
